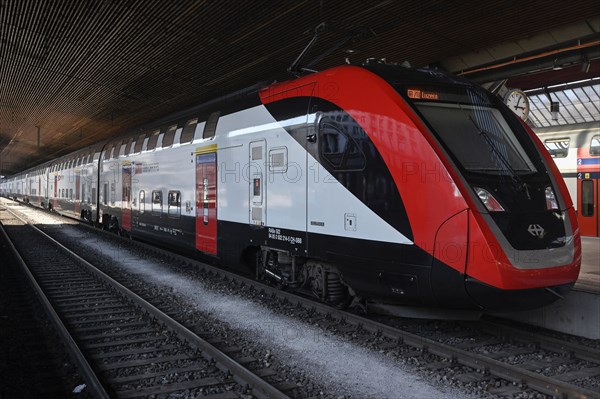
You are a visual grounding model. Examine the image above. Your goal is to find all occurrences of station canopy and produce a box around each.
[0,1,599,175]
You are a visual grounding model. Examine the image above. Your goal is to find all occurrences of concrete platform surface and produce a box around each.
[576,237,600,294]
[501,237,599,339]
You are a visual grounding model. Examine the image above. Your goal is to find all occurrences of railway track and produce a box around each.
[93,225,600,398]
[0,222,86,398]
[0,203,289,399]
[3,199,600,399]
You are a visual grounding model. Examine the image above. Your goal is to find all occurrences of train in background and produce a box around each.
[537,122,600,237]
[0,63,581,312]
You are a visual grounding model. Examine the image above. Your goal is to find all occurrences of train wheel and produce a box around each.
[307,262,352,309]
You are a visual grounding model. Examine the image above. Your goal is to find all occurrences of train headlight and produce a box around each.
[473,187,505,212]
[545,186,559,210]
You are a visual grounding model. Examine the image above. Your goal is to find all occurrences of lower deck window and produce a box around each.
[152,190,162,214]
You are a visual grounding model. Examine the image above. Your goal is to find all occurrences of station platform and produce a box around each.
[499,237,600,339]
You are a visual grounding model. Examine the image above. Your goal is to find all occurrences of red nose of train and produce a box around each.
[465,208,580,311]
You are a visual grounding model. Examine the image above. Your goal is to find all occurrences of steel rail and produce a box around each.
[3,206,288,399]
[0,218,110,399]
[479,319,600,365]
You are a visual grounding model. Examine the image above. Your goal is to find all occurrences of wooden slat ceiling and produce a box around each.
[1,0,599,175]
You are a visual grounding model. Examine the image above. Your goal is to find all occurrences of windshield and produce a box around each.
[416,102,537,174]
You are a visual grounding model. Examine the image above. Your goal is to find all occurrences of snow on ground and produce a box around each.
[10,203,473,398]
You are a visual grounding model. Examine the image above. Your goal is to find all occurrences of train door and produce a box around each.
[195,148,217,255]
[249,140,267,227]
[75,172,81,215]
[25,178,30,202]
[578,179,599,237]
[122,164,132,231]
[576,141,599,237]
[53,175,58,209]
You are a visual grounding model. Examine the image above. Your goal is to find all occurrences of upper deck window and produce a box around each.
[544,138,570,158]
[591,135,600,156]
[180,118,198,144]
[161,125,177,148]
[134,133,146,153]
[146,130,160,151]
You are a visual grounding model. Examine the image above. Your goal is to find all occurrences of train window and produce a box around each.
[70,189,73,200]
[134,133,146,153]
[152,190,162,214]
[180,118,198,144]
[162,125,177,148]
[591,135,600,156]
[319,118,366,171]
[146,130,160,151]
[168,191,181,217]
[91,187,97,205]
[103,183,108,205]
[139,191,145,214]
[203,112,220,139]
[581,180,594,217]
[110,142,120,159]
[269,147,288,173]
[124,138,134,155]
[544,138,570,158]
[118,142,127,157]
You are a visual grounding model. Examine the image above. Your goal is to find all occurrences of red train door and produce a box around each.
[578,178,599,237]
[195,148,217,255]
[122,164,132,231]
[577,145,599,237]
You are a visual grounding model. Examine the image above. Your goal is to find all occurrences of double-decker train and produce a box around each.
[537,122,600,238]
[0,62,581,311]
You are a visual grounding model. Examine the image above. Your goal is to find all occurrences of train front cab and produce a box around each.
[406,83,582,312]
[577,135,600,237]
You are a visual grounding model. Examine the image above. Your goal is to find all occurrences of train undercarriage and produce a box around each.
[254,247,354,309]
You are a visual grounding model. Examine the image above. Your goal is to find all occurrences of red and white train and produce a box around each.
[537,122,600,237]
[1,63,581,311]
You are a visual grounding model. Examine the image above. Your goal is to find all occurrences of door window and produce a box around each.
[168,191,181,217]
[581,180,594,217]
[152,190,162,215]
